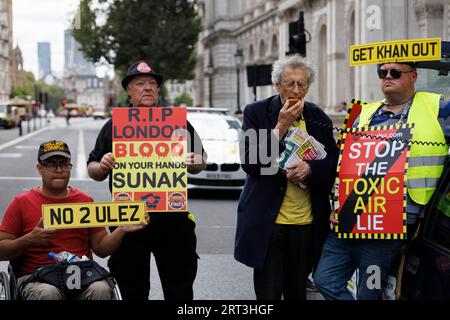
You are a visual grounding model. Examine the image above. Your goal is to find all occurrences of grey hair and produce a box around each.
[271,54,316,85]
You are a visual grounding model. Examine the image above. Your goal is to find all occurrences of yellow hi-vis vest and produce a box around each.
[359,92,448,205]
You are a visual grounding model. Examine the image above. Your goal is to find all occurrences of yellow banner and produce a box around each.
[42,201,146,229]
[350,38,441,66]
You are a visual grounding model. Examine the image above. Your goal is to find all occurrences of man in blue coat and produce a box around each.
[234,55,339,300]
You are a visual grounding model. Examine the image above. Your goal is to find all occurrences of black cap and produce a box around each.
[378,61,416,68]
[38,140,71,161]
[121,60,164,90]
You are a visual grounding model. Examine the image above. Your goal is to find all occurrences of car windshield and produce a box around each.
[188,114,240,141]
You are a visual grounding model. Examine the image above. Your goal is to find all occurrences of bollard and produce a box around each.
[18,120,22,136]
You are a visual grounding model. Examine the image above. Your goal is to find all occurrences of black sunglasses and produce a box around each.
[377,68,414,80]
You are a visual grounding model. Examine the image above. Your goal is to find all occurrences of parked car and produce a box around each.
[187,107,245,190]
[400,154,450,299]
[0,103,15,129]
[93,110,108,119]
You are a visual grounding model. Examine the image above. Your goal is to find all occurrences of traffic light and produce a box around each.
[288,11,308,56]
[61,99,67,106]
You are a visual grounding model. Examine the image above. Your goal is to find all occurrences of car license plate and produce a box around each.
[206,173,232,179]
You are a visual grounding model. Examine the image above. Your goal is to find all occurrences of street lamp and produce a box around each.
[234,48,244,114]
[206,63,214,108]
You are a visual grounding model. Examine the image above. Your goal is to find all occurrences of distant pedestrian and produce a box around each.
[66,108,71,126]
[337,101,347,113]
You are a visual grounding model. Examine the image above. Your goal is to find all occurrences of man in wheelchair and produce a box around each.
[0,140,144,300]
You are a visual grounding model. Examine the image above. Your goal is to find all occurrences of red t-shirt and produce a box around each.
[0,187,104,277]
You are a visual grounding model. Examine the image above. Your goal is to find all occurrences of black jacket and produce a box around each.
[234,95,339,270]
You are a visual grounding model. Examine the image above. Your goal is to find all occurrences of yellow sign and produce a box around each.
[350,38,441,66]
[112,107,188,212]
[42,201,146,229]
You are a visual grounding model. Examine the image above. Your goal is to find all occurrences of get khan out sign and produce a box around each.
[350,38,441,66]
[112,107,188,212]
[334,124,413,239]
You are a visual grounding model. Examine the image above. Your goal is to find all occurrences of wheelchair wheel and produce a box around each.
[0,271,11,300]
[7,264,18,300]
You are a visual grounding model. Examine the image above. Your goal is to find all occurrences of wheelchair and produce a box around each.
[0,262,122,300]
[0,264,17,300]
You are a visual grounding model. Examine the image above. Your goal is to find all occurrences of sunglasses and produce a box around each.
[377,68,414,79]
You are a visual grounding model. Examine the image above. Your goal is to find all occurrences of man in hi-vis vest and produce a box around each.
[313,62,449,300]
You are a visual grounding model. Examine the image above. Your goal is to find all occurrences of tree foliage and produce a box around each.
[35,81,65,110]
[175,91,193,107]
[72,0,201,80]
[10,71,35,98]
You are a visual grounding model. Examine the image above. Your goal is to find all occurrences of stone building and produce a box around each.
[0,0,12,101]
[10,45,26,89]
[195,0,450,114]
[63,28,107,110]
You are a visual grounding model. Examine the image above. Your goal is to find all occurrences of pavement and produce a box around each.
[0,117,51,147]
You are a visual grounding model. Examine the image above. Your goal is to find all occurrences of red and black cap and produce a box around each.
[38,140,71,161]
[121,60,164,90]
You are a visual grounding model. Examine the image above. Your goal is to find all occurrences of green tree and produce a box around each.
[10,71,35,98]
[35,81,65,110]
[118,90,133,107]
[175,91,193,107]
[72,0,201,80]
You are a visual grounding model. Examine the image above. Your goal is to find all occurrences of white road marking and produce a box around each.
[0,153,22,158]
[77,129,87,179]
[14,145,37,150]
[0,127,50,151]
[0,176,93,181]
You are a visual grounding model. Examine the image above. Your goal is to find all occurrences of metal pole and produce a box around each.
[209,75,213,108]
[253,64,257,101]
[236,67,242,114]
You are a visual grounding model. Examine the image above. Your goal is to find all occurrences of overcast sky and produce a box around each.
[13,0,86,78]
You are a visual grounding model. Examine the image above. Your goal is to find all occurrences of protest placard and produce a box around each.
[112,107,188,212]
[42,201,146,229]
[334,124,413,239]
[350,38,441,66]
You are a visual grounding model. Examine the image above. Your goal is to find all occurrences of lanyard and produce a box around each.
[367,94,415,126]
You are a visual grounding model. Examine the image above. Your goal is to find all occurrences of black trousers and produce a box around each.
[108,215,198,300]
[254,223,313,300]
